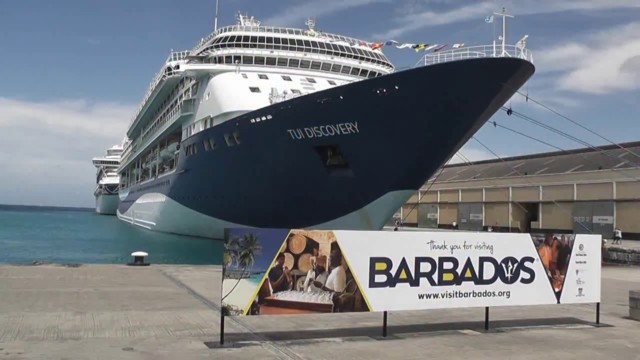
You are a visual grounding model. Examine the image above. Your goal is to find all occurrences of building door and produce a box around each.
[418,204,438,228]
[573,201,614,237]
[458,203,483,231]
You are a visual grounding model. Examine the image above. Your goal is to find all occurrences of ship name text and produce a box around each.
[287,122,359,140]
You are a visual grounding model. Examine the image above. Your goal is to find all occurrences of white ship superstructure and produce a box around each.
[114,11,535,239]
[93,144,124,215]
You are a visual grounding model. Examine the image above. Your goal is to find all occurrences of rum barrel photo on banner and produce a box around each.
[297,252,313,273]
[288,233,307,254]
[283,252,294,270]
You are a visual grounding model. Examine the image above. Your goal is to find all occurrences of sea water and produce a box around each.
[0,206,223,264]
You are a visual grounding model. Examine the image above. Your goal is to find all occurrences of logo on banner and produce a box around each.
[575,244,588,265]
[368,256,536,288]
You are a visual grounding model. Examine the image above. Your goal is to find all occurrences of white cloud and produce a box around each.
[0,98,133,207]
[264,0,391,26]
[536,22,640,94]
[375,0,640,39]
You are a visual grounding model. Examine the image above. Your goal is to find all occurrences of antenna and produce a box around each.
[214,0,220,31]
[493,7,513,56]
[305,17,316,31]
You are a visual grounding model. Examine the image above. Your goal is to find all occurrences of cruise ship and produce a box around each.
[92,144,123,215]
[116,12,535,239]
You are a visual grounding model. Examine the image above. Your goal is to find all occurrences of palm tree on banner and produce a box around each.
[222,233,262,301]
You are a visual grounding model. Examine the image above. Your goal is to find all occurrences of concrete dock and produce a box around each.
[0,264,639,359]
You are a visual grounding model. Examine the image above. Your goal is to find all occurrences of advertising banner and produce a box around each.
[221,229,601,316]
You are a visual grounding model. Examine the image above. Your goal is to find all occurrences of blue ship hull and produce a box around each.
[118,58,535,238]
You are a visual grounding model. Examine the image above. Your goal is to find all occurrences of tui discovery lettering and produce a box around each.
[368,255,536,288]
[287,121,359,140]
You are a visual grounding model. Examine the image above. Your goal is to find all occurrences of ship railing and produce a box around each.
[191,25,376,56]
[126,50,191,129]
[417,44,533,67]
[201,47,393,73]
[122,98,196,171]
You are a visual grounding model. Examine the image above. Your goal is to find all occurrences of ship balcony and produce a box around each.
[417,44,533,67]
[120,98,196,171]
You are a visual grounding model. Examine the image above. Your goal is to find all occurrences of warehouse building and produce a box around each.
[397,141,640,239]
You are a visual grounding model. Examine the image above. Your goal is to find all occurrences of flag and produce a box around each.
[395,43,415,49]
[452,43,465,48]
[424,44,438,51]
[385,40,398,46]
[413,44,427,52]
[432,44,447,52]
[485,15,494,23]
[370,42,384,50]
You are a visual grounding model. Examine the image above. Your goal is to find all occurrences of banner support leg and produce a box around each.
[220,312,225,346]
[596,302,600,325]
[484,307,490,331]
[382,311,388,337]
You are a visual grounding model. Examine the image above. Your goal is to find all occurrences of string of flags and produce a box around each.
[303,29,465,53]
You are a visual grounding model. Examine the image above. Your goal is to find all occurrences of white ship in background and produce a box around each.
[92,144,124,215]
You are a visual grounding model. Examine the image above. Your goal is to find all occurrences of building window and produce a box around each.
[282,75,292,81]
[249,87,261,93]
[258,74,268,80]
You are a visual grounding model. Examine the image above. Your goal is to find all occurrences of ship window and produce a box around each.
[266,37,274,44]
[224,56,232,64]
[258,73,268,79]
[303,40,311,47]
[360,69,369,78]
[241,73,248,79]
[266,57,277,66]
[258,36,265,43]
[311,61,321,70]
[273,37,281,45]
[300,60,311,69]
[209,138,217,150]
[250,36,258,43]
[242,56,253,65]
[233,130,241,144]
[341,66,351,74]
[233,55,241,64]
[242,36,250,42]
[255,57,266,65]
[350,67,360,75]
[321,63,331,71]
[328,80,337,85]
[276,58,287,67]
[289,59,300,68]
[249,87,261,93]
[306,77,316,83]
[291,89,301,95]
[296,39,304,46]
[282,75,292,81]
[203,140,210,151]
[330,64,342,73]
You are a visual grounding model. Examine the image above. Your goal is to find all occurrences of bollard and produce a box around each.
[630,290,640,321]
[128,251,150,266]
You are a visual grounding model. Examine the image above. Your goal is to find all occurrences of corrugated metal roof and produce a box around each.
[435,141,640,182]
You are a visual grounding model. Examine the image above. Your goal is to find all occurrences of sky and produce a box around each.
[1,0,639,207]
